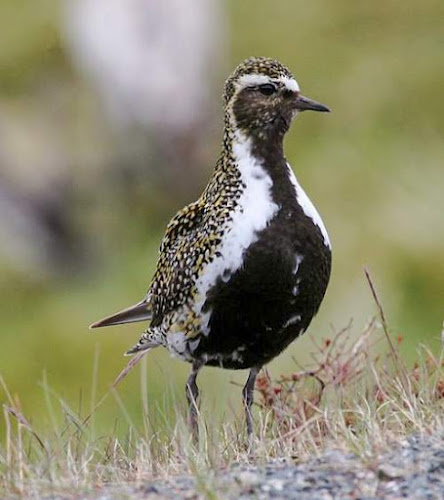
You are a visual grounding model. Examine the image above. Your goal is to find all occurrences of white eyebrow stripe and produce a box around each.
[280,76,300,92]
[237,74,274,88]
[237,74,300,93]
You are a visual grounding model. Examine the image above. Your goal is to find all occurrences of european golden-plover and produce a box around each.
[91,57,332,439]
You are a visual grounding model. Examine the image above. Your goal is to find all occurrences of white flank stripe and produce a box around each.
[195,133,279,331]
[286,163,331,248]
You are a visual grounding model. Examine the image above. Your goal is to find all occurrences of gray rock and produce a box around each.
[74,434,444,500]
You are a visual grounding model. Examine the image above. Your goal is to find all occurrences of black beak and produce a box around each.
[294,95,330,113]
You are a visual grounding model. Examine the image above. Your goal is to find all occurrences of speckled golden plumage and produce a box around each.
[91,57,331,440]
[129,58,296,348]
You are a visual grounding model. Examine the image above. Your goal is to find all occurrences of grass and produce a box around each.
[1,274,443,498]
[1,0,443,451]
[0,2,442,497]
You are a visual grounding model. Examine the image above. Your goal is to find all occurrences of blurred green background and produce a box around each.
[0,0,443,436]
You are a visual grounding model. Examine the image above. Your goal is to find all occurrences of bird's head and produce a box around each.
[224,57,330,141]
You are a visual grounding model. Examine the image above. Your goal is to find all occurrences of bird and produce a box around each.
[90,57,332,441]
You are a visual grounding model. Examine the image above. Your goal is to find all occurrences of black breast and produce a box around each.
[194,154,332,370]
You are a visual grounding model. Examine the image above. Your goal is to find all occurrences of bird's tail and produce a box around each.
[125,330,159,356]
[90,298,152,329]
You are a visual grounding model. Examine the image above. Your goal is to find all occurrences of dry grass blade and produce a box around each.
[364,268,410,387]
[3,405,32,431]
[112,350,150,389]
[1,292,443,497]
[81,350,149,426]
[3,404,46,452]
[256,310,444,455]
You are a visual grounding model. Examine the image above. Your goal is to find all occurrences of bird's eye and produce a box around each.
[258,83,277,96]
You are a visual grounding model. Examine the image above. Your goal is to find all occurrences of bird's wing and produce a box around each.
[158,200,203,255]
[90,200,204,330]
[148,200,206,326]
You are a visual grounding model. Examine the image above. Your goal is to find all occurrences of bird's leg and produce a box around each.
[242,366,261,445]
[186,360,203,439]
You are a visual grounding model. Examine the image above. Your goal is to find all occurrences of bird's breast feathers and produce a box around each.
[148,136,330,360]
[148,134,281,356]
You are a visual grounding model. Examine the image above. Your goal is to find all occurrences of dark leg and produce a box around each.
[186,360,203,438]
[242,366,261,442]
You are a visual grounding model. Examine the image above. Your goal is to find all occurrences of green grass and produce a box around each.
[0,1,443,496]
[1,275,443,498]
